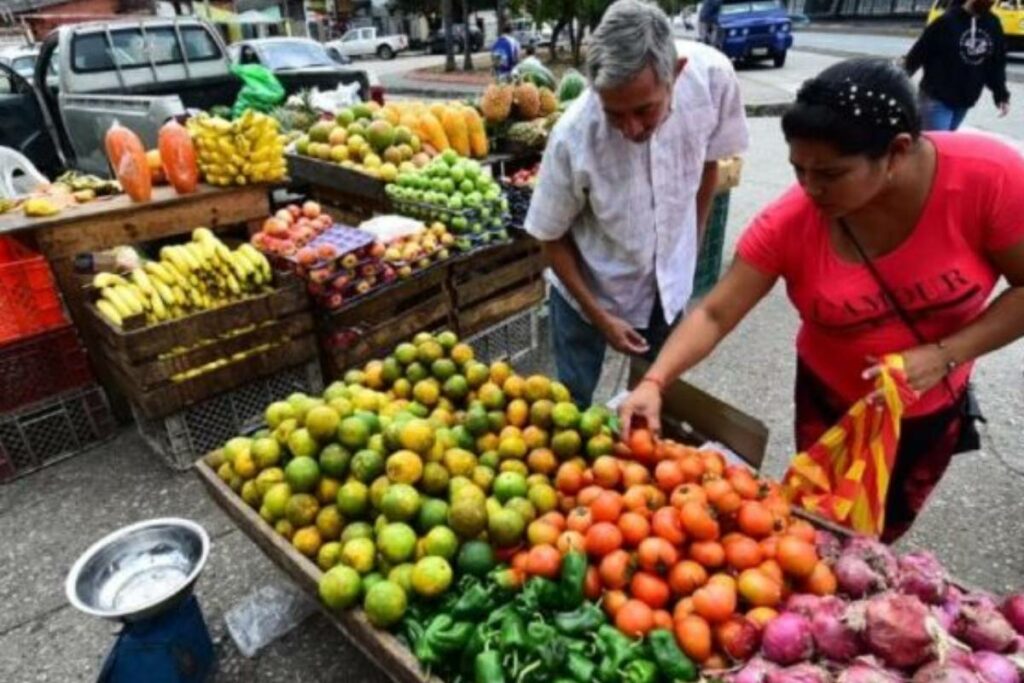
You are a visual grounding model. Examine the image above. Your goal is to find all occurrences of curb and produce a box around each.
[792,46,1024,85]
[795,23,920,38]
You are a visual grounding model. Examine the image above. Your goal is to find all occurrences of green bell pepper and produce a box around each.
[498,611,528,653]
[474,649,506,683]
[554,601,606,636]
[566,651,596,682]
[424,614,474,654]
[453,581,498,620]
[558,552,588,609]
[518,577,563,611]
[596,624,637,665]
[648,628,697,681]
[622,659,659,683]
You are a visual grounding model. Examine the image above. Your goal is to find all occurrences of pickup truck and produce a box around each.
[327,27,409,60]
[0,17,371,179]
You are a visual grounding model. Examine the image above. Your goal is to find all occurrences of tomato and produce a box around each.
[623,484,657,517]
[673,596,695,621]
[654,460,685,492]
[692,581,737,624]
[621,461,651,488]
[559,494,577,515]
[727,468,762,500]
[762,493,791,520]
[679,455,706,483]
[713,490,743,515]
[618,511,651,548]
[651,506,686,545]
[511,550,529,574]
[526,544,562,579]
[584,565,603,600]
[803,561,838,596]
[585,522,623,557]
[700,450,726,478]
[592,455,622,489]
[637,537,679,574]
[707,573,737,591]
[758,559,784,585]
[715,615,761,661]
[746,606,779,628]
[737,501,775,538]
[704,653,729,670]
[555,462,584,495]
[631,571,671,609]
[591,490,624,523]
[557,530,587,555]
[577,485,604,507]
[681,501,720,541]
[598,549,634,590]
[689,541,725,569]
[616,598,656,638]
[566,507,593,534]
[723,535,764,570]
[786,519,817,543]
[674,615,713,663]
[603,589,628,618]
[627,428,656,465]
[668,560,708,597]
[670,483,708,509]
[759,535,778,560]
[653,609,674,630]
[776,535,818,579]
[527,520,561,547]
[737,568,782,608]
[703,478,733,506]
[539,511,566,531]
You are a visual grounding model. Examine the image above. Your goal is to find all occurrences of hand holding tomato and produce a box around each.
[619,381,663,439]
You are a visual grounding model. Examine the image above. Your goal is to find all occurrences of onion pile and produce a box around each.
[728,536,1024,683]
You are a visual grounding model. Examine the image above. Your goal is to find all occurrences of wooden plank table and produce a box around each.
[195,460,439,683]
[19,184,272,420]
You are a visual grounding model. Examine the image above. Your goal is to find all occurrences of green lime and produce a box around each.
[457,540,497,577]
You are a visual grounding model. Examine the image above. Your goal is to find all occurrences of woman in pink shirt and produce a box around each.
[620,58,1024,541]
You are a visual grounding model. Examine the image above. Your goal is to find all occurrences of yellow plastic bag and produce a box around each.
[783,355,917,536]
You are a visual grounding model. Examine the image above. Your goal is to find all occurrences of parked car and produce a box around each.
[327,27,409,60]
[705,0,793,67]
[0,20,372,179]
[928,0,1023,51]
[428,24,484,54]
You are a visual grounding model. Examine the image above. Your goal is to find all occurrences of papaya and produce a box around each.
[442,107,470,157]
[105,122,151,202]
[462,107,488,158]
[158,120,199,194]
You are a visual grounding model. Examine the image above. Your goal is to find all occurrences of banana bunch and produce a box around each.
[92,228,273,328]
[186,111,287,187]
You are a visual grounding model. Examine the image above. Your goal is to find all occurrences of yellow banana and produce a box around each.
[101,286,134,317]
[161,246,190,275]
[192,227,215,243]
[127,284,152,311]
[93,272,127,288]
[152,279,175,307]
[224,273,241,295]
[188,287,203,308]
[96,299,123,327]
[184,243,208,271]
[130,268,156,297]
[144,261,176,287]
[149,291,168,320]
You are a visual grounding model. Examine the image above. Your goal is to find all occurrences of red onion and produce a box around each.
[847,538,900,581]
[811,596,864,662]
[763,613,815,665]
[969,653,1021,683]
[838,658,906,683]
[835,538,898,598]
[912,662,983,683]
[767,664,833,683]
[786,594,826,618]
[816,530,843,564]
[864,593,936,669]
[955,595,1018,653]
[898,552,949,605]
[1001,595,1024,635]
[733,657,781,683]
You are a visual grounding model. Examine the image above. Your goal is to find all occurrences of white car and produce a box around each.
[328,27,409,60]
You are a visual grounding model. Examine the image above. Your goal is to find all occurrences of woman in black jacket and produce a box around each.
[905,0,1010,130]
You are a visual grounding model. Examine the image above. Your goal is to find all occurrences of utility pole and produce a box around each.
[443,0,456,72]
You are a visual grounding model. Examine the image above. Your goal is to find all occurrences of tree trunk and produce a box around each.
[461,0,473,70]
[573,18,586,66]
[496,0,507,33]
[549,16,568,61]
[442,0,456,72]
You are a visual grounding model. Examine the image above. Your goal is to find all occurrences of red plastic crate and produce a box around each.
[0,324,94,413]
[0,236,66,344]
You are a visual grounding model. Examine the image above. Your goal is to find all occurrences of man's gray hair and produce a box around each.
[586,0,679,91]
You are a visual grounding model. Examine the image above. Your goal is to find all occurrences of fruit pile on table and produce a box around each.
[208,331,1024,682]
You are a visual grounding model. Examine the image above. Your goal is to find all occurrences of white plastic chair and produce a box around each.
[0,147,48,200]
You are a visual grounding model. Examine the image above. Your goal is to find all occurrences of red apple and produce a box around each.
[297,247,317,266]
[302,200,321,219]
[369,242,386,258]
[287,204,302,219]
[317,243,338,260]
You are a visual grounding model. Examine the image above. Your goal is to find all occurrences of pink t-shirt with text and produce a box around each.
[738,132,1024,417]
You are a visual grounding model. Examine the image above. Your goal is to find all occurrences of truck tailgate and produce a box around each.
[59,93,184,177]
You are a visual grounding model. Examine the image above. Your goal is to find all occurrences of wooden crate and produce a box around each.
[450,238,545,338]
[287,154,389,215]
[321,265,454,379]
[86,278,317,419]
[195,460,439,683]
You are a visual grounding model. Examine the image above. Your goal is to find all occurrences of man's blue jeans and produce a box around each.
[920,93,969,131]
[548,288,677,407]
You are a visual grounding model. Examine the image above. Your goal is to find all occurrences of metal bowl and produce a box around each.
[65,518,210,622]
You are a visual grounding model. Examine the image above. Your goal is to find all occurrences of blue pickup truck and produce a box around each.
[706,0,793,68]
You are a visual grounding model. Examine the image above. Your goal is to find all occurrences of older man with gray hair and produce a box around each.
[524,0,749,406]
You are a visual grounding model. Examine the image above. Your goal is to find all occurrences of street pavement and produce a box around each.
[1,35,1023,683]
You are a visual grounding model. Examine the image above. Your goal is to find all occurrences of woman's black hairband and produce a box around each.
[796,77,911,132]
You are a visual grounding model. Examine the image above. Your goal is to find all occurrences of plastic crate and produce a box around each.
[134,360,324,471]
[0,324,94,413]
[692,192,730,299]
[466,304,543,369]
[0,236,66,345]
[0,385,116,483]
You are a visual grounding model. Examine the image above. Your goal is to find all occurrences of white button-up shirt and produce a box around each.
[524,41,749,328]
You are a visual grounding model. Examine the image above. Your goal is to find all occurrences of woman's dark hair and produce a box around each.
[781,58,921,158]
